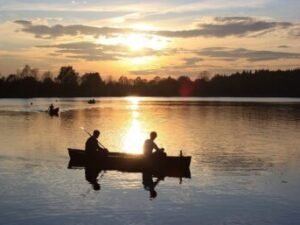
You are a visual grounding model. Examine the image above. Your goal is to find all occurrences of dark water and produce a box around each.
[0,97,300,225]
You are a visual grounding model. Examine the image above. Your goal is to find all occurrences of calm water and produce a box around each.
[0,97,300,225]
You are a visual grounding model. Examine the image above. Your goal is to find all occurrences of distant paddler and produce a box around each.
[143,131,166,158]
[88,99,96,104]
[48,103,59,116]
[48,103,54,112]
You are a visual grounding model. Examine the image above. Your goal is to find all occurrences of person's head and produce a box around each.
[93,130,100,138]
[150,131,157,140]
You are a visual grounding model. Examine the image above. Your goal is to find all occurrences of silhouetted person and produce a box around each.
[88,99,96,104]
[85,166,102,191]
[143,131,166,157]
[48,103,59,116]
[85,130,109,160]
[48,104,54,112]
[143,171,162,199]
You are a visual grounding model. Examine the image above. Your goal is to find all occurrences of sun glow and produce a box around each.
[125,34,167,51]
[126,56,156,65]
[95,24,167,66]
[127,96,140,106]
[96,28,167,52]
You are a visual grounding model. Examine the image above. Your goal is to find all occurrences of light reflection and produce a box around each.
[126,96,140,110]
[122,118,146,154]
[122,97,146,154]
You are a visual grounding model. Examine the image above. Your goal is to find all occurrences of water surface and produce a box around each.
[0,97,300,225]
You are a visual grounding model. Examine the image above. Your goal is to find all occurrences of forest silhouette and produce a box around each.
[0,65,299,98]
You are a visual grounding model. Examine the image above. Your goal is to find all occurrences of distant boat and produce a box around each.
[48,107,59,116]
[68,148,191,177]
[88,99,96,104]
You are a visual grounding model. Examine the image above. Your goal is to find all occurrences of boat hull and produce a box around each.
[68,148,191,178]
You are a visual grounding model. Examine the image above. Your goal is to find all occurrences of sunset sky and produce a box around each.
[0,0,299,79]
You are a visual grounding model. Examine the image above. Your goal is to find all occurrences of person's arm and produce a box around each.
[96,143,109,153]
[153,142,164,152]
[153,142,160,151]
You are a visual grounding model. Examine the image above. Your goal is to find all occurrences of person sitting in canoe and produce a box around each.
[143,131,166,157]
[85,130,109,159]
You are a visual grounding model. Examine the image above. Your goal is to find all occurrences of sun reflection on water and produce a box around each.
[126,96,140,110]
[122,97,146,154]
[122,118,146,154]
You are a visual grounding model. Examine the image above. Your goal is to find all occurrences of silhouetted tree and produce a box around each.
[0,66,299,97]
[80,72,105,96]
[177,76,194,97]
[56,66,79,96]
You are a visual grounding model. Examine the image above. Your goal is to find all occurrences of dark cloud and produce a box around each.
[196,47,300,61]
[183,57,203,66]
[153,17,292,38]
[15,20,32,26]
[39,42,125,61]
[15,17,295,39]
[38,41,177,61]
[15,20,133,39]
[278,45,289,48]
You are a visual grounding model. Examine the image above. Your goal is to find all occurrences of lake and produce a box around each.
[0,97,300,225]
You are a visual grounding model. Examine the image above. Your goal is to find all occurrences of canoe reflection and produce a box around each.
[68,160,191,196]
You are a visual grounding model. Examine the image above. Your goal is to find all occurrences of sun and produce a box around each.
[96,29,167,52]
[126,34,148,51]
[124,34,167,52]
[95,24,168,65]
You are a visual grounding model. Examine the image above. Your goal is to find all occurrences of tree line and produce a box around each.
[0,65,299,97]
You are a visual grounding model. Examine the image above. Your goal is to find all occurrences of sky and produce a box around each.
[0,0,299,79]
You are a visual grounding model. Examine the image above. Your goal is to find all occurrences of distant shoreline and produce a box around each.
[1,97,300,101]
[1,67,299,98]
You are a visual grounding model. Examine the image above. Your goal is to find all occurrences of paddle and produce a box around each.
[80,127,107,150]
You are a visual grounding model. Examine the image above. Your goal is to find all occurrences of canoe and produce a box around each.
[68,148,191,178]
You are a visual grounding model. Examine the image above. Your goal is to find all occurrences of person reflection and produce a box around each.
[85,166,103,191]
[142,171,163,199]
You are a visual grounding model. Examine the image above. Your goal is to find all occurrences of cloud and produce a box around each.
[15,20,133,39]
[14,20,32,26]
[153,17,292,38]
[38,42,124,60]
[15,17,295,39]
[182,57,203,66]
[288,26,300,37]
[196,47,300,61]
[278,45,289,48]
[129,60,221,77]
[38,41,177,61]
[130,69,160,76]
